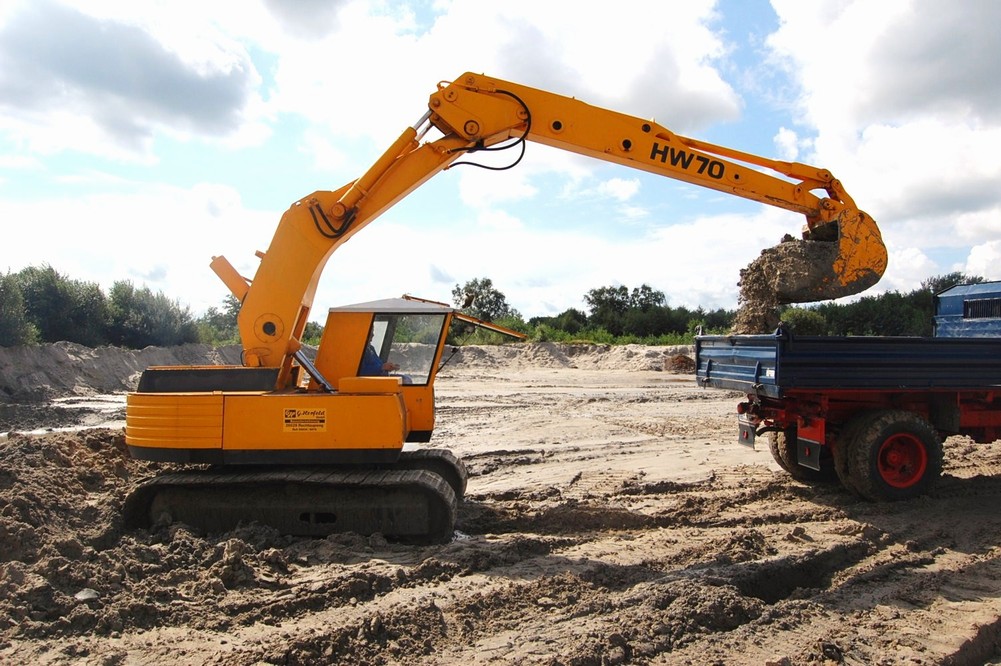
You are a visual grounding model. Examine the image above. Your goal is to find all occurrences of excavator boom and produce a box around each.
[222,72,885,375]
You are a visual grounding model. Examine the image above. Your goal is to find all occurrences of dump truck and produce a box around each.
[696,281,1001,501]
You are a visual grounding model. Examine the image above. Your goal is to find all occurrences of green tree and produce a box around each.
[584,284,674,337]
[66,279,110,347]
[107,281,198,348]
[452,277,520,322]
[689,307,734,334]
[922,272,984,295]
[622,306,676,338]
[816,292,923,335]
[16,265,76,343]
[197,294,242,344]
[780,307,828,335]
[810,273,987,337]
[0,271,38,346]
[584,285,630,314]
[302,321,324,346]
[15,265,109,345]
[630,284,666,311]
[528,308,588,336]
[584,285,630,335]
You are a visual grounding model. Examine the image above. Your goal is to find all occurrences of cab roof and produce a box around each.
[327,295,526,340]
[327,297,454,314]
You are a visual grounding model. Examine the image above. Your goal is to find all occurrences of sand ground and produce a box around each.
[3,342,1001,665]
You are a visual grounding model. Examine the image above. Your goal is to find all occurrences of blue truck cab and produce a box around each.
[934,281,1001,337]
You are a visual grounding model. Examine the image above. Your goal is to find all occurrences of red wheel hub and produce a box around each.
[877,433,928,488]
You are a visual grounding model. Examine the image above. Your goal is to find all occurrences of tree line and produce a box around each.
[779,273,984,337]
[452,279,732,345]
[0,265,987,349]
[1,266,200,348]
[452,273,988,344]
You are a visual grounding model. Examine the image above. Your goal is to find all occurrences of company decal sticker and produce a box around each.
[283,407,327,432]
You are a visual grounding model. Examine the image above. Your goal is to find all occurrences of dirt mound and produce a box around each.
[733,235,879,334]
[0,342,244,403]
[5,405,1001,663]
[448,342,692,373]
[733,236,828,333]
[666,353,696,373]
[0,427,293,640]
[0,342,691,406]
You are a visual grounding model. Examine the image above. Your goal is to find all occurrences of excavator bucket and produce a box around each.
[735,209,887,333]
[740,209,888,304]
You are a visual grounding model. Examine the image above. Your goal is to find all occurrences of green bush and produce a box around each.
[107,281,198,348]
[780,308,828,335]
[0,272,38,346]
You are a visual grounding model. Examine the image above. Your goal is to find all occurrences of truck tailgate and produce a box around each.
[695,332,1001,397]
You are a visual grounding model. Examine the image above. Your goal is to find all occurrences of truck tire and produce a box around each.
[832,413,872,495]
[768,428,837,484]
[841,410,943,501]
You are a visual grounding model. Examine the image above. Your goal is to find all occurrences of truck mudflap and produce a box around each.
[796,419,826,471]
[738,415,757,447]
[796,437,822,471]
[738,416,822,471]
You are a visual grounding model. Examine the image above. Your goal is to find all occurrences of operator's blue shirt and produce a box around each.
[359,344,385,375]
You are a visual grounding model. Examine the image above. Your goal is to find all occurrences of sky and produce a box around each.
[1,0,1000,322]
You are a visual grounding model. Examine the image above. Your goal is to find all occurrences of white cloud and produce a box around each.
[6,0,999,330]
[0,182,275,313]
[455,144,592,208]
[475,208,524,233]
[258,0,741,165]
[597,178,641,202]
[0,0,752,319]
[311,204,801,317]
[767,0,1001,292]
[966,242,1001,281]
[0,154,42,170]
[0,0,266,158]
[773,127,799,161]
[880,246,938,293]
[456,161,541,209]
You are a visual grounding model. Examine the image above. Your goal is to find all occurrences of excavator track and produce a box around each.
[123,450,468,544]
[394,448,467,499]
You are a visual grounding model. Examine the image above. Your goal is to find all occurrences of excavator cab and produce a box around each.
[309,298,456,442]
[124,296,521,542]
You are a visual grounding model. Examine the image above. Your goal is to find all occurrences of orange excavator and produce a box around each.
[123,72,888,542]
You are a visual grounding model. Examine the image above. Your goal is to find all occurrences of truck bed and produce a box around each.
[695,331,1001,398]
